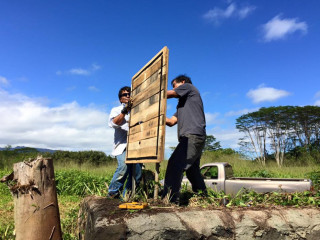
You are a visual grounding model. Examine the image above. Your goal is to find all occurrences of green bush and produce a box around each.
[305,171,320,191]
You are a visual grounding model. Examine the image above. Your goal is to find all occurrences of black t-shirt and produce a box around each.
[173,83,206,138]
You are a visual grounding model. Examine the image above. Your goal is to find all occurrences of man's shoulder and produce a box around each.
[109,104,123,116]
[111,104,123,111]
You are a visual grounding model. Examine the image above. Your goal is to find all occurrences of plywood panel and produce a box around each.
[126,46,168,163]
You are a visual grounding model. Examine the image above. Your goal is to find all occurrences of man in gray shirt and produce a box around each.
[163,75,207,204]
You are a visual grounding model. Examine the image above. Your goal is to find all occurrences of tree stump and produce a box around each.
[9,156,62,240]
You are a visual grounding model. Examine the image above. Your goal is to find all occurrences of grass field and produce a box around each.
[1,152,320,239]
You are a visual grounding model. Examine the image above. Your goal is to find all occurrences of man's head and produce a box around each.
[171,75,192,89]
[118,86,131,103]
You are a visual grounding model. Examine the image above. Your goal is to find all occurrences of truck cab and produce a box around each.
[199,162,232,192]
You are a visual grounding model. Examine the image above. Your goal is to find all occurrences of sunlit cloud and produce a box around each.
[56,63,102,76]
[205,112,224,125]
[69,68,90,76]
[314,91,320,99]
[0,89,113,153]
[0,76,9,86]
[92,63,101,71]
[203,3,255,25]
[88,86,100,92]
[225,108,259,117]
[238,6,256,19]
[247,86,291,104]
[315,100,320,106]
[207,127,243,149]
[262,15,307,42]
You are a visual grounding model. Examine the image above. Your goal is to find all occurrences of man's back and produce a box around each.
[174,83,206,138]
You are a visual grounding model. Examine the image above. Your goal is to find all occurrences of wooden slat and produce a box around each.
[128,136,157,151]
[132,57,162,90]
[127,135,164,159]
[132,70,160,97]
[126,159,160,163]
[129,126,164,143]
[127,147,157,158]
[132,65,167,102]
[130,98,165,125]
[132,46,168,82]
[132,77,161,107]
[130,115,164,135]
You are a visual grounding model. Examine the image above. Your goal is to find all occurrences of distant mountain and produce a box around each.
[0,146,56,153]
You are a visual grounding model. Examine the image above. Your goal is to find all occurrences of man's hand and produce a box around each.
[166,116,177,127]
[121,99,133,115]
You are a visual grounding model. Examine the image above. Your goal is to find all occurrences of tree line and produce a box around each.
[236,106,320,166]
[0,146,115,168]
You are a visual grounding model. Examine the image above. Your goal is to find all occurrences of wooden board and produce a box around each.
[126,46,169,163]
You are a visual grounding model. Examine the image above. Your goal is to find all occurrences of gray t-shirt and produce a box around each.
[174,83,206,138]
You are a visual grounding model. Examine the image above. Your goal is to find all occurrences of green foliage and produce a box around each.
[226,190,320,207]
[305,171,320,191]
[250,170,274,178]
[60,196,81,240]
[0,170,11,195]
[52,150,115,166]
[236,105,320,166]
[204,135,222,152]
[0,223,14,240]
[56,170,112,196]
[0,148,115,169]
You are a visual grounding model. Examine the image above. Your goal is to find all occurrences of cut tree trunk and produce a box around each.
[10,156,62,240]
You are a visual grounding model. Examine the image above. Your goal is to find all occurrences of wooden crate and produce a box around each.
[126,47,169,163]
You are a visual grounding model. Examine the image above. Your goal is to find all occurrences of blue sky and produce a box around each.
[0,0,319,156]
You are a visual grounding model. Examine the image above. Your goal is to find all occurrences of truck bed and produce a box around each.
[225,178,312,195]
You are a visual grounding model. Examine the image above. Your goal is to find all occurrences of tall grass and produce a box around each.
[201,151,320,179]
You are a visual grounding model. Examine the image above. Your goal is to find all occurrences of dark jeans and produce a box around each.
[162,134,206,203]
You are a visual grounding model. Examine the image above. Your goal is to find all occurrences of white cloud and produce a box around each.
[205,112,222,125]
[88,86,100,92]
[315,100,320,106]
[164,125,178,158]
[207,127,244,149]
[69,68,90,76]
[203,3,255,25]
[225,108,259,117]
[0,76,9,86]
[262,15,307,42]
[238,6,256,19]
[57,63,101,76]
[314,91,320,99]
[247,86,291,104]
[92,63,101,71]
[0,89,113,153]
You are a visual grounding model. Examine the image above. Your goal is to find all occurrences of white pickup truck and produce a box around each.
[182,162,312,195]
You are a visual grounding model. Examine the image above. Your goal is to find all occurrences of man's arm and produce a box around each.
[112,113,127,125]
[166,115,177,127]
[167,90,179,99]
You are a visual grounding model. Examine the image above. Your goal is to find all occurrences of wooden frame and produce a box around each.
[126,47,169,163]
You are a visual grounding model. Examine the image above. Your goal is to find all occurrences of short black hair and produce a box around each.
[118,86,131,100]
[171,74,192,87]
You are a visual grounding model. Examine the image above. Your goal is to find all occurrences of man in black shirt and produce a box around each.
[163,74,207,204]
